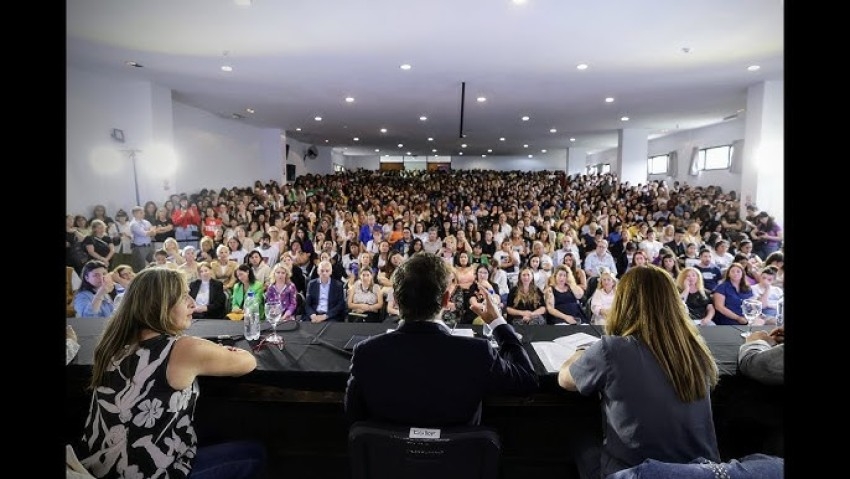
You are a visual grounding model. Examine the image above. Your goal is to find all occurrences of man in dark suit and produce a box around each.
[664,227,687,259]
[344,252,538,427]
[188,267,227,319]
[304,259,347,322]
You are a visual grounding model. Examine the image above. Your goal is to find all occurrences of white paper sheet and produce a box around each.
[531,342,576,373]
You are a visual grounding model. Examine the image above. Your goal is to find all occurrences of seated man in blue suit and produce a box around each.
[345,252,539,427]
[304,259,347,322]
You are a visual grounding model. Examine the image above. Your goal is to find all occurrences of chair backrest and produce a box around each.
[349,421,501,479]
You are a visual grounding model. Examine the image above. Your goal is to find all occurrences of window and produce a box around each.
[600,163,611,174]
[333,163,345,173]
[647,154,669,175]
[586,164,598,175]
[698,145,732,171]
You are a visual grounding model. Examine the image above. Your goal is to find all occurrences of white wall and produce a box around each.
[451,154,567,171]
[344,155,381,171]
[172,103,283,193]
[286,138,334,176]
[67,66,156,216]
[647,119,744,193]
[67,66,285,216]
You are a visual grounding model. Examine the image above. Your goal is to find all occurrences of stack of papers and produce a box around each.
[531,333,601,373]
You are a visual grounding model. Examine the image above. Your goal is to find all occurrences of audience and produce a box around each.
[68,171,785,475]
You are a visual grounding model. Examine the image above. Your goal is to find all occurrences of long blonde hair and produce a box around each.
[606,265,718,402]
[89,268,188,390]
[512,267,542,307]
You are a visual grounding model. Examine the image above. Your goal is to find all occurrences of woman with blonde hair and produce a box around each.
[265,262,298,322]
[544,265,586,325]
[676,267,716,326]
[558,265,720,477]
[162,237,186,266]
[77,267,265,478]
[588,267,617,325]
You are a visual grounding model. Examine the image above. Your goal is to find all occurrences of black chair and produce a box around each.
[348,421,501,479]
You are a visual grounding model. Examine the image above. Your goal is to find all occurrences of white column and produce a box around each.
[617,128,649,186]
[741,81,783,226]
[566,147,587,177]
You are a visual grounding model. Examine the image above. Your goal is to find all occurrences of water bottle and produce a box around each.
[776,298,784,326]
[243,291,261,340]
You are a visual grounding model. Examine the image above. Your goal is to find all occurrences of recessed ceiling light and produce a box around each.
[549,128,557,133]
[345,97,355,103]
[569,137,576,142]
[487,149,492,153]
[499,137,506,141]
[233,0,253,6]
[374,149,380,152]
[747,65,761,71]
[427,137,434,142]
[576,63,589,70]
[245,108,254,114]
[314,116,322,121]
[521,116,530,121]
[620,116,630,121]
[398,144,404,148]
[221,65,233,72]
[325,139,329,143]
[482,154,487,158]
[605,97,614,103]
[419,116,428,121]
[406,151,411,155]
[400,64,412,70]
[528,154,533,158]
[512,0,527,5]
[295,127,301,131]
[523,144,529,148]
[461,144,467,148]
[124,61,143,68]
[380,128,388,133]
[353,137,359,141]
[432,149,437,153]
[459,152,463,156]
[541,149,547,153]
[477,97,487,102]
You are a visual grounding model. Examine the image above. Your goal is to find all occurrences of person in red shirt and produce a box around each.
[171,196,201,244]
[202,206,223,239]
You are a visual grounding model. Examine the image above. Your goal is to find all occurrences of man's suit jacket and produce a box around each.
[304,277,347,321]
[188,278,227,319]
[344,320,539,427]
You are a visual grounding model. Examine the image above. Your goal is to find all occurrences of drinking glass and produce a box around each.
[740,298,762,338]
[265,302,284,345]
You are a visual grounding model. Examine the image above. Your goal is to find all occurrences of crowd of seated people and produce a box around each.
[68,169,783,324]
